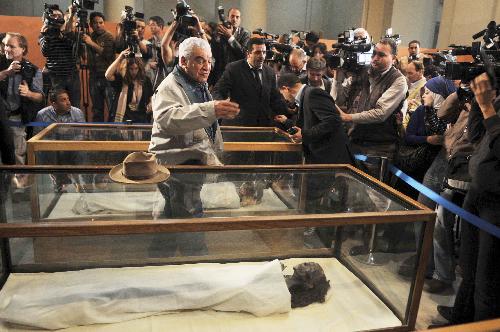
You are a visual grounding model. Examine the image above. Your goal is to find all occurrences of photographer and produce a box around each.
[440,73,500,325]
[303,31,320,57]
[338,38,408,179]
[216,7,250,68]
[115,13,151,59]
[160,13,206,77]
[146,16,166,88]
[82,12,115,122]
[329,28,372,109]
[105,49,153,123]
[39,4,80,107]
[0,33,44,165]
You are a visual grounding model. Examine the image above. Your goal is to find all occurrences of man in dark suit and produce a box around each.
[217,8,251,64]
[213,37,287,126]
[278,73,352,164]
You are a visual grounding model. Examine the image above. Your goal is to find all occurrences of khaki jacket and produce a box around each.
[149,73,223,165]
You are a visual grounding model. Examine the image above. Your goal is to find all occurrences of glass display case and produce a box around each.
[27,123,302,166]
[0,164,434,331]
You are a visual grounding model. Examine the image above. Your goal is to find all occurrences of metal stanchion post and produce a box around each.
[352,156,389,266]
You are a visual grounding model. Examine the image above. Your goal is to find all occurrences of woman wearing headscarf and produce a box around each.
[401,76,456,183]
[396,76,456,278]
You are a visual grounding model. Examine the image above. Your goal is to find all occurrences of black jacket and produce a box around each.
[213,59,287,126]
[298,86,353,164]
[0,94,15,164]
[468,97,500,194]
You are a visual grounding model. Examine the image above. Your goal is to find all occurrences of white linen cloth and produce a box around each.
[0,260,291,330]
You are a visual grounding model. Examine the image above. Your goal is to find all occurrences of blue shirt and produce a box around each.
[34,106,85,134]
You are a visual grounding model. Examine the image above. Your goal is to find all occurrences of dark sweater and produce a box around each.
[405,105,448,145]
[405,105,428,145]
[468,97,500,194]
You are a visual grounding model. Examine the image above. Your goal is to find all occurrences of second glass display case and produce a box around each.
[27,123,302,166]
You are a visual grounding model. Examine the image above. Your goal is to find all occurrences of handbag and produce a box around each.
[396,143,441,175]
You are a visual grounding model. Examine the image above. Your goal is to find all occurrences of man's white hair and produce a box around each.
[178,37,211,60]
[354,28,370,42]
[290,48,307,60]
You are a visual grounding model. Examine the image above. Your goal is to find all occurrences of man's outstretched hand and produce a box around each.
[215,99,240,119]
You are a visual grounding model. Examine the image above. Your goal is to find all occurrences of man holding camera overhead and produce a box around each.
[0,33,44,164]
[217,7,250,67]
[82,11,115,122]
[337,38,408,179]
[39,4,80,108]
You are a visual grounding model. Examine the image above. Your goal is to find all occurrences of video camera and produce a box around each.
[445,21,500,88]
[291,30,309,41]
[218,6,232,29]
[72,0,99,30]
[42,4,65,32]
[327,29,373,71]
[253,28,295,65]
[121,5,145,57]
[171,0,197,42]
[383,28,401,46]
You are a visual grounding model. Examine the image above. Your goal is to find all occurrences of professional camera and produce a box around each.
[445,21,500,87]
[253,28,295,65]
[291,30,308,41]
[170,0,198,43]
[72,0,99,29]
[72,0,98,10]
[120,6,145,57]
[383,28,401,46]
[42,4,65,32]
[20,60,36,83]
[328,29,372,71]
[217,6,232,29]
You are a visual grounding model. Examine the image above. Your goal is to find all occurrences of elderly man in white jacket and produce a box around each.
[149,37,239,166]
[148,37,239,257]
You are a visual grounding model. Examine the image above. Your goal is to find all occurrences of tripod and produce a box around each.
[73,13,92,121]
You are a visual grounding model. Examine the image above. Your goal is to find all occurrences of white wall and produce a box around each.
[437,0,500,48]
[391,0,441,48]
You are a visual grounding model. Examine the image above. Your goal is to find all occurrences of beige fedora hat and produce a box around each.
[109,152,170,184]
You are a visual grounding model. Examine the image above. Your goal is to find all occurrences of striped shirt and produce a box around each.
[39,32,77,77]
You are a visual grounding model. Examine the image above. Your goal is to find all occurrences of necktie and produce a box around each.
[251,68,262,89]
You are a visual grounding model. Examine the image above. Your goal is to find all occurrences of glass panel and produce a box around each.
[34,151,302,166]
[0,168,416,227]
[222,151,302,165]
[222,129,293,142]
[41,125,152,141]
[35,151,135,166]
[40,125,293,143]
[337,221,424,321]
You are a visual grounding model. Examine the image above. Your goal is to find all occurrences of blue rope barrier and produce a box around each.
[355,153,500,239]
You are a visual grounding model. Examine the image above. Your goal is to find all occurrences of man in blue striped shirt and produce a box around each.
[35,89,85,135]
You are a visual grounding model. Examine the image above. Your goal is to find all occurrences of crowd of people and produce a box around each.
[0,3,499,329]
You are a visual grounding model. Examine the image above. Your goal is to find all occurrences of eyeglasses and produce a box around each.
[371,51,388,58]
